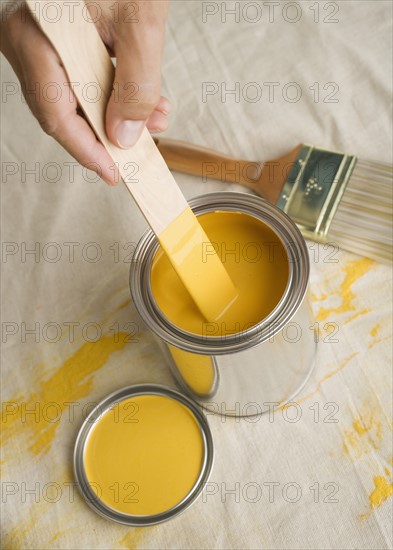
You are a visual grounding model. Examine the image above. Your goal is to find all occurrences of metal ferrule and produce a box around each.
[277,145,357,241]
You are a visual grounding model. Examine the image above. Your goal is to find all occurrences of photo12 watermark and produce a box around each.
[1,1,140,24]
[2,80,140,107]
[1,158,138,185]
[1,240,140,264]
[199,318,340,344]
[201,2,340,24]
[1,320,139,344]
[2,397,141,427]
[202,480,340,504]
[1,479,140,505]
[203,399,340,423]
[202,81,339,104]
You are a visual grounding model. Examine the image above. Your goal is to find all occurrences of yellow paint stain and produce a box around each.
[343,308,370,325]
[48,531,64,544]
[368,335,391,350]
[4,521,61,549]
[358,465,393,521]
[316,258,375,322]
[118,529,146,549]
[1,464,75,547]
[115,298,132,314]
[369,476,393,509]
[358,512,370,521]
[343,409,383,459]
[311,292,328,302]
[2,334,130,456]
[280,352,359,408]
[99,298,132,326]
[2,517,36,550]
[343,431,357,455]
[368,321,391,349]
[353,419,369,436]
[2,533,24,549]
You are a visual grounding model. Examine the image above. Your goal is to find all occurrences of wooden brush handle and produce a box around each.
[154,137,263,190]
[154,138,303,204]
[26,0,187,235]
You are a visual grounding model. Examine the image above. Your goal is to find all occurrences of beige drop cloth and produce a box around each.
[1,1,392,549]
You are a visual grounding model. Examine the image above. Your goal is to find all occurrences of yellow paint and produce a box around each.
[118,529,146,549]
[1,466,75,547]
[99,297,132,327]
[108,298,132,320]
[370,323,381,338]
[168,345,215,396]
[152,211,289,336]
[311,291,327,302]
[2,517,36,550]
[2,334,129,455]
[343,309,370,324]
[159,207,238,322]
[343,409,383,458]
[353,419,368,436]
[316,258,374,321]
[48,531,64,544]
[369,476,393,509]
[84,394,204,516]
[368,321,391,349]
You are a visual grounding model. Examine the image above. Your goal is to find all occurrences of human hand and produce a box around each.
[0,0,170,185]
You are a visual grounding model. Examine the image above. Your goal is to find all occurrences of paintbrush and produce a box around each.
[154,138,393,264]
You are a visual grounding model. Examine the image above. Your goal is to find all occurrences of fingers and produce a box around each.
[3,7,119,185]
[146,110,169,133]
[146,95,171,132]
[105,0,169,148]
[156,95,171,116]
[2,1,171,185]
[27,51,119,186]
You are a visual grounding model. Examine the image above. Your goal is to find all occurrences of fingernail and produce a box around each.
[115,120,145,149]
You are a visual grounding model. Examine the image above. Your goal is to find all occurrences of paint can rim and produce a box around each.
[130,192,310,354]
[74,384,214,526]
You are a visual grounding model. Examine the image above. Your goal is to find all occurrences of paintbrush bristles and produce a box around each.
[328,159,393,263]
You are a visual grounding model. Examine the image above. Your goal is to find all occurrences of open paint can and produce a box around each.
[130,192,316,416]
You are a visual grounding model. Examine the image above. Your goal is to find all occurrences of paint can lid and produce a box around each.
[74,384,214,526]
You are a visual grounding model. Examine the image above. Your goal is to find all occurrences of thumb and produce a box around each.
[106,3,168,149]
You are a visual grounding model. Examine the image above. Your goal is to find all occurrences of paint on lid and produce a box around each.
[74,384,213,526]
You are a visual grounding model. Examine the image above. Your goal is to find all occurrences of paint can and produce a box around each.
[130,192,316,417]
